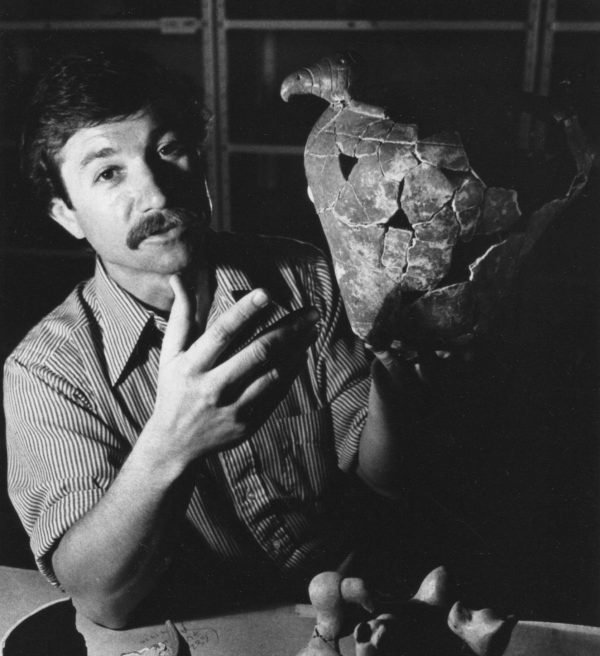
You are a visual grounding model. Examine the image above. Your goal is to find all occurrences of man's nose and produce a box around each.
[133,161,167,212]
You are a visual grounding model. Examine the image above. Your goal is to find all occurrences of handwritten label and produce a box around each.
[180,624,220,651]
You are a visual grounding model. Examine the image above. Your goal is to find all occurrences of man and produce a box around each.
[4,49,429,628]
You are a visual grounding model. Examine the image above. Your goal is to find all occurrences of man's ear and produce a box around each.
[49,198,85,239]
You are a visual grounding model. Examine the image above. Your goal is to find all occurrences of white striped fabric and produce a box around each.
[4,231,371,585]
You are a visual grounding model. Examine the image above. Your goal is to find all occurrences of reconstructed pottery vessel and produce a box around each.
[281,53,594,354]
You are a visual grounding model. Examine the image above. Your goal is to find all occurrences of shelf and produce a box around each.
[0,248,94,259]
[228,144,304,156]
[554,21,600,32]
[0,17,202,33]
[225,19,526,32]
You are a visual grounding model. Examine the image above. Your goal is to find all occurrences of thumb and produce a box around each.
[371,349,420,390]
[161,274,194,362]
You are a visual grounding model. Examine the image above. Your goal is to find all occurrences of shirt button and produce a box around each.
[246,490,256,501]
[272,539,283,551]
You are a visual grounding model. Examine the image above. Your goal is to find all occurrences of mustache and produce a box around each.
[126,208,200,250]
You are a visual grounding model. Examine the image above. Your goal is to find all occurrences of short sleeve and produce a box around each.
[4,358,127,585]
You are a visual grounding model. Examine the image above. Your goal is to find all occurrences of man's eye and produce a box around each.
[96,167,120,183]
[158,141,185,158]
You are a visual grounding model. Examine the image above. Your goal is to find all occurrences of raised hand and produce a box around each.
[145,275,320,470]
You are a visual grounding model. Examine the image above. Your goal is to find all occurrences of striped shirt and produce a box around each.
[4,231,371,586]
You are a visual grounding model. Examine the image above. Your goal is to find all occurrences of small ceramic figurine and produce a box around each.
[281,53,594,355]
[296,571,374,655]
[447,602,517,656]
[298,567,516,656]
[353,566,459,656]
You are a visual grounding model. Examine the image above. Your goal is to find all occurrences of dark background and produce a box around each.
[0,0,599,625]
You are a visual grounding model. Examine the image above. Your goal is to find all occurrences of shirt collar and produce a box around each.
[208,254,265,324]
[94,259,157,387]
[207,231,293,328]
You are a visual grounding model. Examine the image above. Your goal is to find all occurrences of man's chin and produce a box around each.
[154,233,206,271]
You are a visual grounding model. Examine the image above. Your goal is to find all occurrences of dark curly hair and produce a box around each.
[21,48,210,212]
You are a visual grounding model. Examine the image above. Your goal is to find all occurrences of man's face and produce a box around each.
[50,110,210,293]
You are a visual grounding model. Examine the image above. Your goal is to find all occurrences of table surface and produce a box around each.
[76,600,343,656]
[3,566,600,656]
[0,566,66,639]
[0,566,353,656]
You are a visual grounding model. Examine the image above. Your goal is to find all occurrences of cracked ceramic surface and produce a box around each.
[281,53,594,352]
